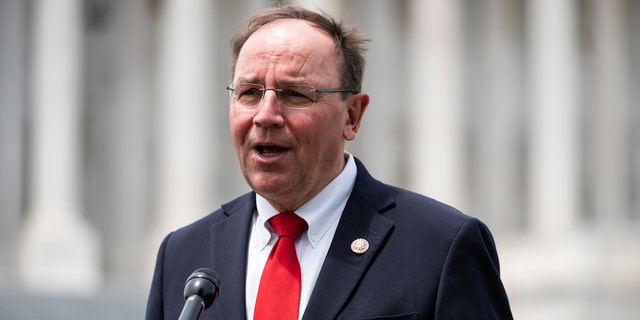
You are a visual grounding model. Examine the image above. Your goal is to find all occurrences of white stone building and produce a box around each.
[0,0,638,319]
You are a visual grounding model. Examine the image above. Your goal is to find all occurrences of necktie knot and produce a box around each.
[269,212,307,240]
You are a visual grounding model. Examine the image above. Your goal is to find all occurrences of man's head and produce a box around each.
[228,6,370,212]
[230,5,369,96]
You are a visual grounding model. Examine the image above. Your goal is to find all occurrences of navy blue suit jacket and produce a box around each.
[146,159,513,319]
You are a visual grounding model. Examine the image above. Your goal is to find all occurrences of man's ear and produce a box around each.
[343,93,370,141]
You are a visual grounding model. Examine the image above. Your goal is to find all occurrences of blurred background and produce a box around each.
[1,0,639,319]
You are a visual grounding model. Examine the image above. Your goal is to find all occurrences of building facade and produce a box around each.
[1,0,639,319]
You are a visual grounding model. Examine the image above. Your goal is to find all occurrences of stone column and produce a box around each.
[407,0,465,208]
[469,0,524,232]
[343,0,404,185]
[82,0,154,287]
[19,0,101,293]
[0,0,27,273]
[633,0,640,222]
[295,0,342,15]
[148,0,217,267]
[527,0,580,237]
[588,0,630,229]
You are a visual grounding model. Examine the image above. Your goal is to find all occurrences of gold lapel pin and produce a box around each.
[350,238,369,254]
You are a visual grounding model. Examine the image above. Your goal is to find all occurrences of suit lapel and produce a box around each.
[303,159,395,319]
[209,193,255,320]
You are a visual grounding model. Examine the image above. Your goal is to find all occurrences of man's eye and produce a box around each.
[240,88,262,97]
[282,89,312,100]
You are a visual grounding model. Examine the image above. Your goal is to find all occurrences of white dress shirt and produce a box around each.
[245,153,357,320]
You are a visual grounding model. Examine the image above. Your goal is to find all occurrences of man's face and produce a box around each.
[229,19,368,212]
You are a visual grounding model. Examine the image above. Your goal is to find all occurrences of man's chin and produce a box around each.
[247,174,290,196]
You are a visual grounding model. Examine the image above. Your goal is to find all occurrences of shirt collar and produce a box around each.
[255,153,357,249]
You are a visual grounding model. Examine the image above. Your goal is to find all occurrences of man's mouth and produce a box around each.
[256,145,287,157]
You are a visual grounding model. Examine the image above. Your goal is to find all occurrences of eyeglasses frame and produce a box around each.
[226,82,359,109]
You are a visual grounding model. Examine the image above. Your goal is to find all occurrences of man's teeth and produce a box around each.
[259,146,284,156]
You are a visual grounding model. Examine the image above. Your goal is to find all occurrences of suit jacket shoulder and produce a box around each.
[146,192,256,320]
[302,158,512,319]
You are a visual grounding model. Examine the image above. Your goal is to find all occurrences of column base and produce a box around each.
[19,207,102,294]
[499,229,640,319]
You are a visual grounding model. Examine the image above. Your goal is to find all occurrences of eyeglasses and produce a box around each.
[226,83,359,109]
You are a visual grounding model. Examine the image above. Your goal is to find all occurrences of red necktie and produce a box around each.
[254,212,308,320]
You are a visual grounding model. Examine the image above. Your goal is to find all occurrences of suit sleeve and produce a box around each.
[434,218,513,320]
[146,233,170,320]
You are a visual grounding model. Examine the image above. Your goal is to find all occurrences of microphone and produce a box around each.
[178,268,221,320]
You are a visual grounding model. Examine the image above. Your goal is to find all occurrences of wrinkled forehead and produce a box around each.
[246,19,336,52]
[234,19,341,84]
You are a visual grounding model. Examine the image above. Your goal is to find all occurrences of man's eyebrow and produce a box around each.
[235,76,260,83]
[233,78,312,87]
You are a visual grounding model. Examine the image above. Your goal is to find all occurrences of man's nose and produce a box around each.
[252,90,285,127]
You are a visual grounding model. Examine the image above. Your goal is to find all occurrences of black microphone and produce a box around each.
[178,268,221,320]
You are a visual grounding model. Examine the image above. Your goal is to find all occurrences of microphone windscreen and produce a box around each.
[184,267,221,308]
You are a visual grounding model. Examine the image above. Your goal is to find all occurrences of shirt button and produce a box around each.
[311,235,318,242]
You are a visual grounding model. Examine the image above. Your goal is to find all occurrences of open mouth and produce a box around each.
[256,145,287,157]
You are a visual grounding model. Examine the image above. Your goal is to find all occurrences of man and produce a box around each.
[146,5,513,320]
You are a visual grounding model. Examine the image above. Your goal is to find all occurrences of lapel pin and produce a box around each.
[350,238,369,254]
